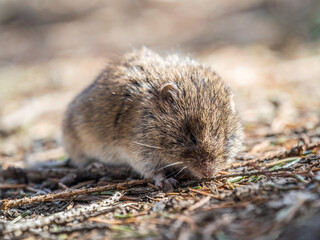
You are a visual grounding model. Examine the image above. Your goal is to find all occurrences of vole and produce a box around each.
[62,48,243,188]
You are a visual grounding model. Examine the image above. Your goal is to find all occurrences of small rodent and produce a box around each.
[62,48,243,188]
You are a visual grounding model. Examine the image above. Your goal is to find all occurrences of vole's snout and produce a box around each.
[200,167,215,178]
[195,156,226,178]
[195,161,215,178]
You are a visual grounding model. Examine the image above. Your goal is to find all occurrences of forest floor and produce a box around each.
[0,43,320,240]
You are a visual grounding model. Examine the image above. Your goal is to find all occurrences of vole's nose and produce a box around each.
[200,167,213,178]
[198,160,215,178]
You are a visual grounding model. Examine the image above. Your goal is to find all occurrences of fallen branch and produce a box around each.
[178,168,299,187]
[226,141,320,169]
[0,179,147,210]
[205,167,296,181]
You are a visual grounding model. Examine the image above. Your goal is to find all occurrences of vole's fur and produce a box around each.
[63,48,243,187]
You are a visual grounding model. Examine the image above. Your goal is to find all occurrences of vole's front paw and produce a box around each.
[164,177,179,189]
[160,178,180,192]
[154,174,179,192]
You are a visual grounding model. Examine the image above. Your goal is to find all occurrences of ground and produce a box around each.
[0,1,320,239]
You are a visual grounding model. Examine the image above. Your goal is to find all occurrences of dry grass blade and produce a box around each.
[0,183,26,189]
[186,196,211,212]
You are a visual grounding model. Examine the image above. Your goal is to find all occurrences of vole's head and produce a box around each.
[136,66,243,179]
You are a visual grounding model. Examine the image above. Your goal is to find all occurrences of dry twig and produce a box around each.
[0,180,147,210]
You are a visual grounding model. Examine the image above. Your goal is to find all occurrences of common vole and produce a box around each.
[62,48,243,188]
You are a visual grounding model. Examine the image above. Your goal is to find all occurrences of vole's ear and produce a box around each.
[159,82,178,102]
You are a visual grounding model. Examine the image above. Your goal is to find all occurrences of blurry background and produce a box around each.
[0,0,319,166]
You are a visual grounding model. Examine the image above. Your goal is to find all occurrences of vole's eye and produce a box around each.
[190,134,197,145]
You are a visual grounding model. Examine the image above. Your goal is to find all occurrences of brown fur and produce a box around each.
[62,48,243,186]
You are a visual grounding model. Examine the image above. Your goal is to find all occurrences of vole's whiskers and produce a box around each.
[175,166,188,177]
[132,141,162,149]
[159,161,184,170]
